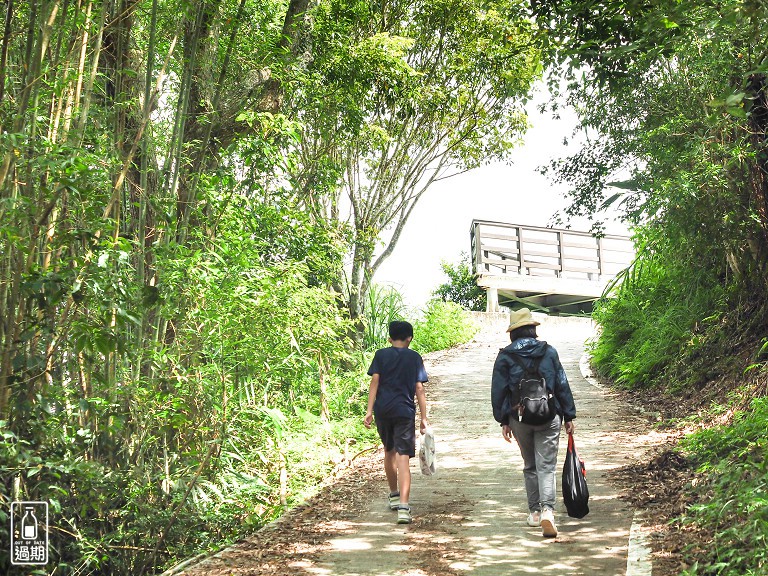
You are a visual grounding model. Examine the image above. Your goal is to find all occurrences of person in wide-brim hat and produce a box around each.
[491,308,577,538]
[505,308,541,333]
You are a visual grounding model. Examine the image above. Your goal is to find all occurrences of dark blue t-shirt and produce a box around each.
[367,346,428,419]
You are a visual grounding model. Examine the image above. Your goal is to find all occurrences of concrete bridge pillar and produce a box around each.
[486,286,500,313]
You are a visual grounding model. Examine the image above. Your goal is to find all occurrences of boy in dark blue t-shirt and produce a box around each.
[364,320,429,524]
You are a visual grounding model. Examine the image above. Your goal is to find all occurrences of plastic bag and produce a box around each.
[562,432,589,518]
[419,427,436,476]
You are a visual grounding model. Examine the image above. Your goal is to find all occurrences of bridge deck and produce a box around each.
[470,220,635,314]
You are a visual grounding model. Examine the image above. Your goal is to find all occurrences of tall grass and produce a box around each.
[590,249,726,390]
[590,228,768,576]
[363,285,478,354]
[363,284,408,350]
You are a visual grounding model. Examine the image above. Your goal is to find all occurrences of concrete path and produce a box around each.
[312,314,656,576]
[176,314,659,576]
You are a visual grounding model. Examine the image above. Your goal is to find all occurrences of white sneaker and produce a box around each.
[527,511,541,527]
[541,508,557,537]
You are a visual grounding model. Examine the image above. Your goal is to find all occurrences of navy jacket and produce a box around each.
[491,338,576,425]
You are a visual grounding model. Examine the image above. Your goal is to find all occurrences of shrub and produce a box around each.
[412,300,478,354]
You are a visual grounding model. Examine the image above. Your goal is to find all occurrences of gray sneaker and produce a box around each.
[388,493,400,510]
[397,506,412,524]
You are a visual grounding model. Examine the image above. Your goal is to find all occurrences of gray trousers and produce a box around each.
[509,414,562,511]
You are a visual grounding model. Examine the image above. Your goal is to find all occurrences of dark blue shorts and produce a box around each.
[375,416,415,457]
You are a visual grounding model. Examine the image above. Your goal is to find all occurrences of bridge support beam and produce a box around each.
[477,273,609,315]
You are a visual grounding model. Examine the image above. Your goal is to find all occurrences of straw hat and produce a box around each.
[506,308,540,333]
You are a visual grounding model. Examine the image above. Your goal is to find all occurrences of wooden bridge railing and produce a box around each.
[470,220,635,282]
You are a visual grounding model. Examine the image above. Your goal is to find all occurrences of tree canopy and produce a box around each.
[289,0,541,321]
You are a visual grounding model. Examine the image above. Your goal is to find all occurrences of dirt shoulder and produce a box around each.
[173,314,671,576]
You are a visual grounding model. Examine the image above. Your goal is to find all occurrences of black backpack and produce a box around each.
[509,349,556,425]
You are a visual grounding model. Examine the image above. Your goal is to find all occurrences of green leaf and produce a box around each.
[600,192,624,210]
[607,178,641,191]
[725,92,745,106]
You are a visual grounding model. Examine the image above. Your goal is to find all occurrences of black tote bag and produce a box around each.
[562,432,590,518]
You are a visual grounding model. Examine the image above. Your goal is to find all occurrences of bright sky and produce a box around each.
[374,85,630,308]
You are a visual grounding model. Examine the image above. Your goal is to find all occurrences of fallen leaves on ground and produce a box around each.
[175,453,383,575]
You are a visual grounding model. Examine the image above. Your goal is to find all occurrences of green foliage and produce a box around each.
[521,3,768,575]
[2,1,514,572]
[541,0,768,291]
[432,252,487,312]
[411,300,479,355]
[0,188,363,573]
[677,398,768,576]
[283,414,378,503]
[681,398,768,467]
[0,0,388,574]
[590,231,729,389]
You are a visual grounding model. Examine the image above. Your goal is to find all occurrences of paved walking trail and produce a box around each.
[178,313,661,576]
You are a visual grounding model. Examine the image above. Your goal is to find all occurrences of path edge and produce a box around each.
[579,347,653,576]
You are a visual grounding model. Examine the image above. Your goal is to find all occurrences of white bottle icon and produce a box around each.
[21,507,38,540]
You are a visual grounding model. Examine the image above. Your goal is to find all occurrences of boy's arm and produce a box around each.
[415,381,429,434]
[364,373,379,428]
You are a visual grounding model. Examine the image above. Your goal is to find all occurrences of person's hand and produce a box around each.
[564,420,575,435]
[364,412,373,429]
[420,418,429,435]
[502,424,513,443]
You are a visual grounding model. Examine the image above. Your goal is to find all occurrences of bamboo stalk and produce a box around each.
[138,440,218,575]
[0,0,14,115]
[74,1,106,143]
[318,352,329,424]
[0,0,39,188]
[71,0,92,118]
[132,0,159,380]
